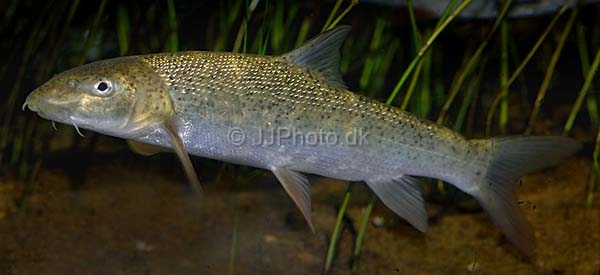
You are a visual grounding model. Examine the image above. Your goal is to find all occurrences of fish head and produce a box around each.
[24,56,174,138]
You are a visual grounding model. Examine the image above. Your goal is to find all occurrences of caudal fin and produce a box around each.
[474,136,581,256]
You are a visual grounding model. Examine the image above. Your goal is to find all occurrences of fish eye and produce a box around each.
[93,79,113,95]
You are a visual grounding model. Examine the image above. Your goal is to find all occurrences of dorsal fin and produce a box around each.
[282,25,351,89]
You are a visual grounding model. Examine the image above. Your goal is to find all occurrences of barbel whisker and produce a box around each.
[68,114,84,137]
[72,122,84,137]
[73,123,85,137]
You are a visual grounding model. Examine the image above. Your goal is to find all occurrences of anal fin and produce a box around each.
[365,175,428,232]
[271,167,314,232]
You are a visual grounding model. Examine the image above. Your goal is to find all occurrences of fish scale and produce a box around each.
[142,50,470,181]
[24,26,581,256]
[151,52,452,146]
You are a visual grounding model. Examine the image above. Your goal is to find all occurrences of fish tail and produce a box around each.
[472,136,581,256]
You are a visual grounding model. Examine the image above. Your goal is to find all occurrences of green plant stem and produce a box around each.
[44,0,80,76]
[499,19,510,134]
[1,0,60,164]
[233,0,260,53]
[436,0,512,124]
[525,5,578,135]
[117,3,130,55]
[322,0,343,32]
[77,0,107,65]
[257,0,271,55]
[401,60,424,110]
[386,0,472,105]
[564,38,600,134]
[328,0,357,31]
[575,23,599,127]
[228,213,239,275]
[351,194,376,274]
[436,0,459,26]
[360,19,386,92]
[406,0,421,47]
[400,0,425,113]
[455,58,485,131]
[486,0,575,135]
[324,183,353,275]
[166,0,179,52]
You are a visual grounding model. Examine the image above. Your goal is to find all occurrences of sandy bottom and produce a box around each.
[0,149,598,275]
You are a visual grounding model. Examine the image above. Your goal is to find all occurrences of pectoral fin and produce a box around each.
[127,140,170,156]
[271,166,314,232]
[161,123,203,194]
[365,175,428,232]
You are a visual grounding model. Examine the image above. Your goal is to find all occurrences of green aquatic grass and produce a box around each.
[360,18,399,97]
[454,58,487,132]
[256,0,271,56]
[438,0,513,126]
[575,23,599,127]
[386,0,470,105]
[323,0,358,32]
[322,0,343,33]
[571,18,600,206]
[499,16,510,134]
[43,0,80,77]
[229,200,240,275]
[166,0,179,52]
[570,46,600,206]
[400,0,425,113]
[1,1,74,212]
[116,3,130,55]
[323,183,353,275]
[486,1,575,135]
[1,0,76,177]
[322,0,359,32]
[233,0,259,53]
[566,29,600,135]
[525,5,578,135]
[351,194,376,274]
[77,0,107,65]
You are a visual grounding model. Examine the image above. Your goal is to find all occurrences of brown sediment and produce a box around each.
[0,152,596,274]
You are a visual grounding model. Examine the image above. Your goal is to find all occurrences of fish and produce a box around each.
[24,26,581,256]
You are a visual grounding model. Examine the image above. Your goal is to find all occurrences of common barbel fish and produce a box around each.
[24,26,581,256]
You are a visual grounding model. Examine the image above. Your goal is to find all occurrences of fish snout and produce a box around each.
[23,91,42,112]
[22,87,78,122]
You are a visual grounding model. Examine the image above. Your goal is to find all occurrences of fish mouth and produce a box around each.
[24,95,59,119]
[24,94,89,136]
[24,91,81,123]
